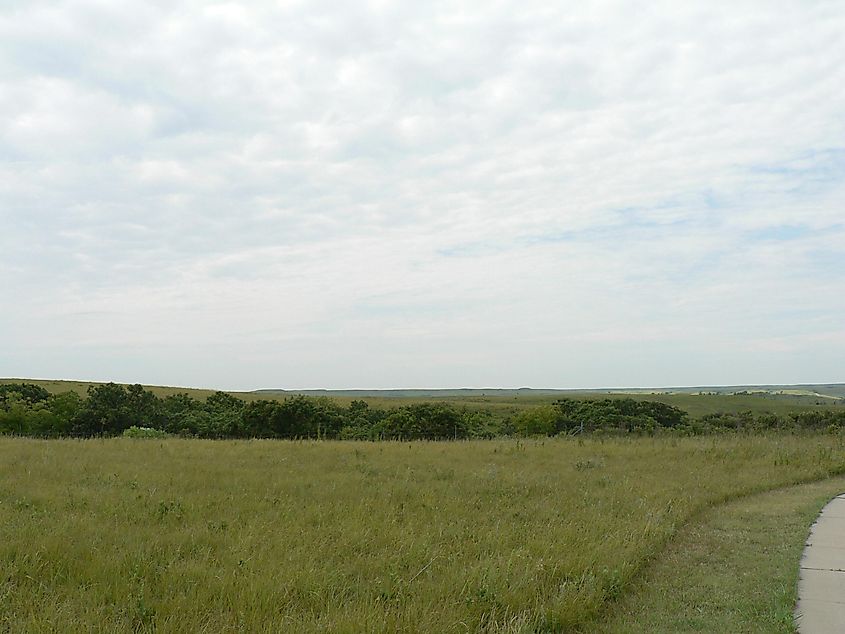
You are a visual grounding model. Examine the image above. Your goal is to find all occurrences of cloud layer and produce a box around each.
[2,0,844,389]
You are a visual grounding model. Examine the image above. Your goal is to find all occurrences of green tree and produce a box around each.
[0,383,50,408]
[513,405,559,436]
[73,383,131,436]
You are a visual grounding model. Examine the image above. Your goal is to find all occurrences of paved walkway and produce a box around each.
[796,493,845,632]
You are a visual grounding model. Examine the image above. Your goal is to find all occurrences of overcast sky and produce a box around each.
[2,1,844,390]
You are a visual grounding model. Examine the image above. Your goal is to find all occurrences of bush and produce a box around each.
[513,405,559,436]
[372,403,469,440]
[555,398,687,434]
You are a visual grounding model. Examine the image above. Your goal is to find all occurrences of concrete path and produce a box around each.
[796,493,845,632]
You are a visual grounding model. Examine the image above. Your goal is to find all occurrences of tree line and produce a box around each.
[2,383,844,440]
[0,383,483,440]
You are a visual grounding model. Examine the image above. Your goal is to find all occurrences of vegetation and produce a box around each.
[2,436,844,632]
[0,382,478,440]
[123,426,170,439]
[2,382,845,440]
[4,379,844,425]
[590,475,845,633]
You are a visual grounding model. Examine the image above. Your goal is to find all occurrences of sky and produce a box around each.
[1,1,844,391]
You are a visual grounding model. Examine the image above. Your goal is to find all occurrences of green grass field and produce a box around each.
[591,475,845,633]
[3,436,845,632]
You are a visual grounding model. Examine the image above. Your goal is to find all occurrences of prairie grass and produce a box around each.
[2,436,845,632]
[591,475,845,632]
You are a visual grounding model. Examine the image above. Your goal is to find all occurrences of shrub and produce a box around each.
[513,405,559,436]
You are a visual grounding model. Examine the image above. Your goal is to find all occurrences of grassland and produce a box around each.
[3,436,845,632]
[592,475,845,632]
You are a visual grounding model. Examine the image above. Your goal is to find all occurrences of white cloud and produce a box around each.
[1,0,844,388]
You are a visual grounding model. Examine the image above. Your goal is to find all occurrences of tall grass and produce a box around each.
[2,435,844,632]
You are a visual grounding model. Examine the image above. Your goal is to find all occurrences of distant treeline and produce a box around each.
[2,383,845,440]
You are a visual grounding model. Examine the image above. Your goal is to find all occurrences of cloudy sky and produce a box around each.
[2,1,844,390]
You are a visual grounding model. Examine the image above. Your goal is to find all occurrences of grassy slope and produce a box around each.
[3,436,845,632]
[2,378,843,419]
[0,378,223,401]
[590,476,845,633]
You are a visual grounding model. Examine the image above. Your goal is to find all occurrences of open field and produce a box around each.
[3,436,845,632]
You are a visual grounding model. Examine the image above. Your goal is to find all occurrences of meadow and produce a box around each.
[3,435,845,632]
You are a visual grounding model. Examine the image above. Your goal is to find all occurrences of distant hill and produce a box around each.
[2,379,842,419]
[0,378,222,401]
[252,384,845,399]
[245,385,845,418]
